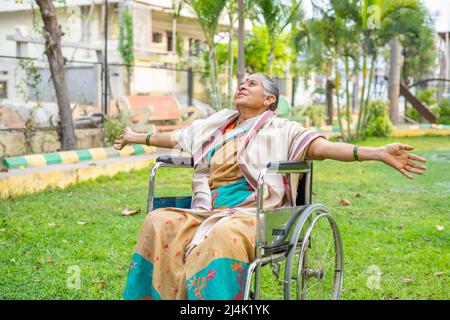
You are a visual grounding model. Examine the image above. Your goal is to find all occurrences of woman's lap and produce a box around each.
[123,208,256,300]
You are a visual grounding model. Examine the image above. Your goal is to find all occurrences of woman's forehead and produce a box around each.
[242,74,262,84]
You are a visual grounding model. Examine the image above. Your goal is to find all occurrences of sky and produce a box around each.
[423,0,450,31]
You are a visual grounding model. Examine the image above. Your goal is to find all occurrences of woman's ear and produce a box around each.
[265,95,276,106]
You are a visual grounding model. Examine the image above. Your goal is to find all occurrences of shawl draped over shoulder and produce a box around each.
[170,108,325,256]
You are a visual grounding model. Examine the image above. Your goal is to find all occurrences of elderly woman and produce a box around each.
[113,73,427,300]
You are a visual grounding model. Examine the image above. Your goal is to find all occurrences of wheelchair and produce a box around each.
[146,155,344,300]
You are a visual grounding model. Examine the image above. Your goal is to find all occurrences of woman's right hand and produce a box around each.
[113,127,136,150]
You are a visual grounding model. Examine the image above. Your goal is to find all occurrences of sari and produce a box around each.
[122,109,325,300]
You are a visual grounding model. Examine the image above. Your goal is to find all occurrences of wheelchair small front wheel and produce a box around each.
[283,204,343,300]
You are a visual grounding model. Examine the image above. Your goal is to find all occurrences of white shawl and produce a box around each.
[170,108,325,257]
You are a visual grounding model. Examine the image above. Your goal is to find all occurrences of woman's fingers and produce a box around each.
[398,167,413,180]
[398,143,414,151]
[407,160,427,171]
[404,165,424,175]
[407,153,427,163]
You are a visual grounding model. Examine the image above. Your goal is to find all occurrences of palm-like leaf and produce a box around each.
[184,0,227,45]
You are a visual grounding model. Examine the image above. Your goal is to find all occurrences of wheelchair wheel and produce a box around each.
[283,204,343,300]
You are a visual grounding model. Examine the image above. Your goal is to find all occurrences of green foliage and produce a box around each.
[405,107,420,122]
[253,0,301,75]
[305,104,327,127]
[407,88,440,123]
[185,0,227,44]
[185,0,227,110]
[118,8,134,74]
[244,26,291,77]
[102,115,126,146]
[363,100,393,137]
[417,88,437,107]
[15,59,42,105]
[176,33,184,57]
[434,98,450,125]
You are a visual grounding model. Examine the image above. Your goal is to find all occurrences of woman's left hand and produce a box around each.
[379,143,427,180]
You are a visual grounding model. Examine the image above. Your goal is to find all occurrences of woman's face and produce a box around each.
[234,74,275,112]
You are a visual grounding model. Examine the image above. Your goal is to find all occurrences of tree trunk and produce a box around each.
[227,20,234,108]
[344,55,352,140]
[335,62,345,140]
[362,55,376,130]
[388,37,403,125]
[356,55,367,138]
[237,0,245,83]
[267,43,275,77]
[325,79,334,125]
[208,43,221,110]
[35,0,76,150]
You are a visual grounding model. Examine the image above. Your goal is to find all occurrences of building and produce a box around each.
[0,0,219,111]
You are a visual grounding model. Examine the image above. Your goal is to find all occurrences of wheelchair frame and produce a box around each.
[146,156,344,300]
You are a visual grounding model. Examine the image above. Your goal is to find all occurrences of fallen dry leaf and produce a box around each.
[401,277,413,283]
[435,272,444,277]
[45,257,54,264]
[76,221,87,225]
[121,208,141,216]
[92,280,108,288]
[436,225,444,231]
[339,198,352,206]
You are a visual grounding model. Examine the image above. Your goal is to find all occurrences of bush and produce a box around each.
[363,100,393,137]
[406,88,442,123]
[434,98,450,125]
[102,115,127,146]
[417,88,437,107]
[405,107,421,122]
[305,104,326,127]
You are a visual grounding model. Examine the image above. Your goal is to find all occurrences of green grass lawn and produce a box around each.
[0,136,449,300]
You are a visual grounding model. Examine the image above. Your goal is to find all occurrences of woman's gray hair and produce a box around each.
[254,73,279,111]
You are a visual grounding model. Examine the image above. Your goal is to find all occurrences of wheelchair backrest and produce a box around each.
[295,162,313,206]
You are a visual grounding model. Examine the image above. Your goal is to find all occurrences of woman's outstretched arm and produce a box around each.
[112,127,178,150]
[305,137,427,180]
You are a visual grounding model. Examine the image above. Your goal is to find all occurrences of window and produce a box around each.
[167,31,173,52]
[189,38,203,56]
[0,81,7,99]
[152,32,163,43]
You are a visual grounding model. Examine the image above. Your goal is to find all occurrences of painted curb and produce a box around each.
[0,157,156,199]
[2,145,155,169]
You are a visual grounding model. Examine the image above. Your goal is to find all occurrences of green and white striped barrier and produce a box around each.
[2,145,154,169]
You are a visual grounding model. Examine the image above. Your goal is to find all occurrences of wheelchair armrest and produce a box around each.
[267,161,311,173]
[156,155,193,167]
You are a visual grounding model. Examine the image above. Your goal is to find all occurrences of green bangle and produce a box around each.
[145,133,154,146]
[353,145,361,162]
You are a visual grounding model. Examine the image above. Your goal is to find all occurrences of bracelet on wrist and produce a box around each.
[145,133,154,146]
[353,145,361,162]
